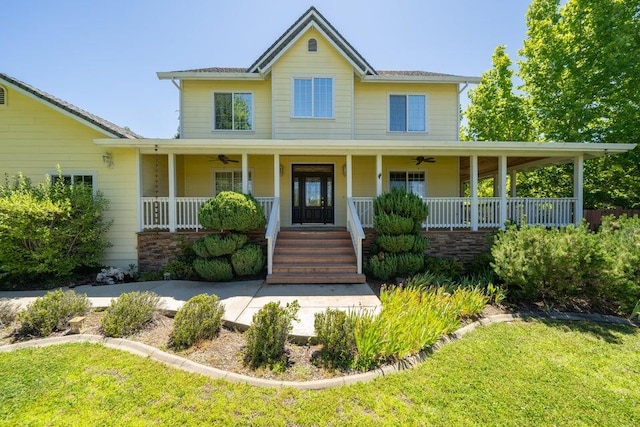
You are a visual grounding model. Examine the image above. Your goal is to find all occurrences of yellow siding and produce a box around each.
[0,87,138,268]
[181,79,272,139]
[354,81,459,140]
[272,28,353,139]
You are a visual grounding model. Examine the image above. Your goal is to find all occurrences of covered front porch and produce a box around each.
[95,138,633,280]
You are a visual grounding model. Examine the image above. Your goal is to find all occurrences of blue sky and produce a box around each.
[4,0,532,137]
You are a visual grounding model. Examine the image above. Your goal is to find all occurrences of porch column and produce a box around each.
[510,170,517,197]
[273,154,280,198]
[498,155,508,229]
[346,154,353,198]
[573,154,584,225]
[168,152,177,232]
[470,155,479,231]
[136,149,143,232]
[241,153,249,194]
[376,154,383,196]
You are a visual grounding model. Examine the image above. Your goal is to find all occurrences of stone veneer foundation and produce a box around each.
[138,229,494,273]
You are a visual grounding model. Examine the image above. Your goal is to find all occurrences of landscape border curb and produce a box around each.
[1,311,636,390]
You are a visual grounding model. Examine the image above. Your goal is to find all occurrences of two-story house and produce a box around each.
[3,7,634,283]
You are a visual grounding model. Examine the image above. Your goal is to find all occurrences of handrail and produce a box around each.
[347,197,366,274]
[265,197,280,275]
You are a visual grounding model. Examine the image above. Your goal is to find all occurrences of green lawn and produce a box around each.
[1,320,639,426]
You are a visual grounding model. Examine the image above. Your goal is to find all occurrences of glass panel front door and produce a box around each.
[291,164,335,224]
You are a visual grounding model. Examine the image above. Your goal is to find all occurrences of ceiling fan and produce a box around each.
[411,156,436,165]
[209,154,239,164]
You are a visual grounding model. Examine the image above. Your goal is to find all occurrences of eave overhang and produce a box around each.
[156,72,265,81]
[94,138,636,161]
[360,75,481,84]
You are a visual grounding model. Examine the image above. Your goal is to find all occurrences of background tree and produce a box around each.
[518,0,640,208]
[461,45,535,142]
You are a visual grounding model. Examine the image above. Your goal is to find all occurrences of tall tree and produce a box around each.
[461,45,535,142]
[519,0,640,208]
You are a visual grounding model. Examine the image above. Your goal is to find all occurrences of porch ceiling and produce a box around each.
[459,156,549,181]
[94,138,635,159]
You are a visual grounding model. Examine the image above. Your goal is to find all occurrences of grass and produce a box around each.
[1,320,639,426]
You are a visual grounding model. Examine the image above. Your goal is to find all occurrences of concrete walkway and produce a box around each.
[1,280,381,338]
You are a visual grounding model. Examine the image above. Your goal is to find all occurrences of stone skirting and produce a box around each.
[137,230,266,272]
[138,229,493,272]
[363,228,494,266]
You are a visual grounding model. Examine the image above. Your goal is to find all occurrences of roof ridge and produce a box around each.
[0,72,141,139]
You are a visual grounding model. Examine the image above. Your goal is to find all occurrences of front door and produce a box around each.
[292,164,334,224]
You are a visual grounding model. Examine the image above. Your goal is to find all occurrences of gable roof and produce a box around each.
[157,7,480,84]
[247,6,376,76]
[0,72,140,139]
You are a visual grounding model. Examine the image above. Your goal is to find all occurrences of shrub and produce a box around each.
[161,260,197,280]
[18,289,90,337]
[424,256,464,280]
[169,294,225,350]
[314,309,356,369]
[0,299,19,327]
[0,173,111,287]
[231,244,264,276]
[373,187,429,224]
[396,253,425,276]
[244,301,300,369]
[412,234,429,254]
[192,238,210,258]
[376,234,415,253]
[368,253,398,281]
[193,258,233,282]
[491,223,607,305]
[373,213,416,236]
[198,192,266,231]
[101,291,160,337]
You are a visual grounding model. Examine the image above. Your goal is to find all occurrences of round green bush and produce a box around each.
[198,192,266,231]
[192,238,210,258]
[373,187,429,224]
[101,291,160,337]
[193,258,233,282]
[169,294,225,350]
[231,244,264,276]
[373,213,416,236]
[367,253,399,281]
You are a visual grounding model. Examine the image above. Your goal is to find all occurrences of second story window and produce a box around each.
[213,92,253,130]
[293,77,333,118]
[389,94,426,132]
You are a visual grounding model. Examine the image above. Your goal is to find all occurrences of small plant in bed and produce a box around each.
[17,289,90,337]
[169,294,225,350]
[101,291,160,337]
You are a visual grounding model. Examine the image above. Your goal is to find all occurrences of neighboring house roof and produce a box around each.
[157,7,480,84]
[0,72,140,139]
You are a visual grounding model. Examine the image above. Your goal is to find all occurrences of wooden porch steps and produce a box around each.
[266,228,366,284]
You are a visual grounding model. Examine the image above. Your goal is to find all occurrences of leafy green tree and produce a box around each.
[518,0,640,208]
[461,45,535,142]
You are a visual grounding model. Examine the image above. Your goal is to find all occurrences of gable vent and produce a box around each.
[308,38,318,52]
[0,86,5,106]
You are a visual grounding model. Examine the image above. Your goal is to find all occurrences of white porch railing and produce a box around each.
[142,196,275,230]
[347,198,365,274]
[265,198,280,275]
[353,197,577,229]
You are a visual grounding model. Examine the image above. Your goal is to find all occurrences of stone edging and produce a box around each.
[0,311,636,390]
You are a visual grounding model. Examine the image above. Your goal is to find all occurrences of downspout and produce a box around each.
[171,78,183,138]
[457,82,469,141]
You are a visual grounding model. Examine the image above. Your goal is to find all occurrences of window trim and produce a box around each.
[290,76,335,119]
[388,170,427,197]
[0,85,6,107]
[211,91,255,132]
[387,93,428,133]
[211,168,254,195]
[48,170,98,195]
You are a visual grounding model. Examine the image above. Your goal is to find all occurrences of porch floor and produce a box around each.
[2,280,381,338]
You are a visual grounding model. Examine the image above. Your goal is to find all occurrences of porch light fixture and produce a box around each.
[279,165,284,176]
[102,152,114,168]
[342,164,347,176]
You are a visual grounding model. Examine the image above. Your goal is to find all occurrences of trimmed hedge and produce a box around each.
[198,192,266,232]
[231,244,264,276]
[193,258,234,282]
